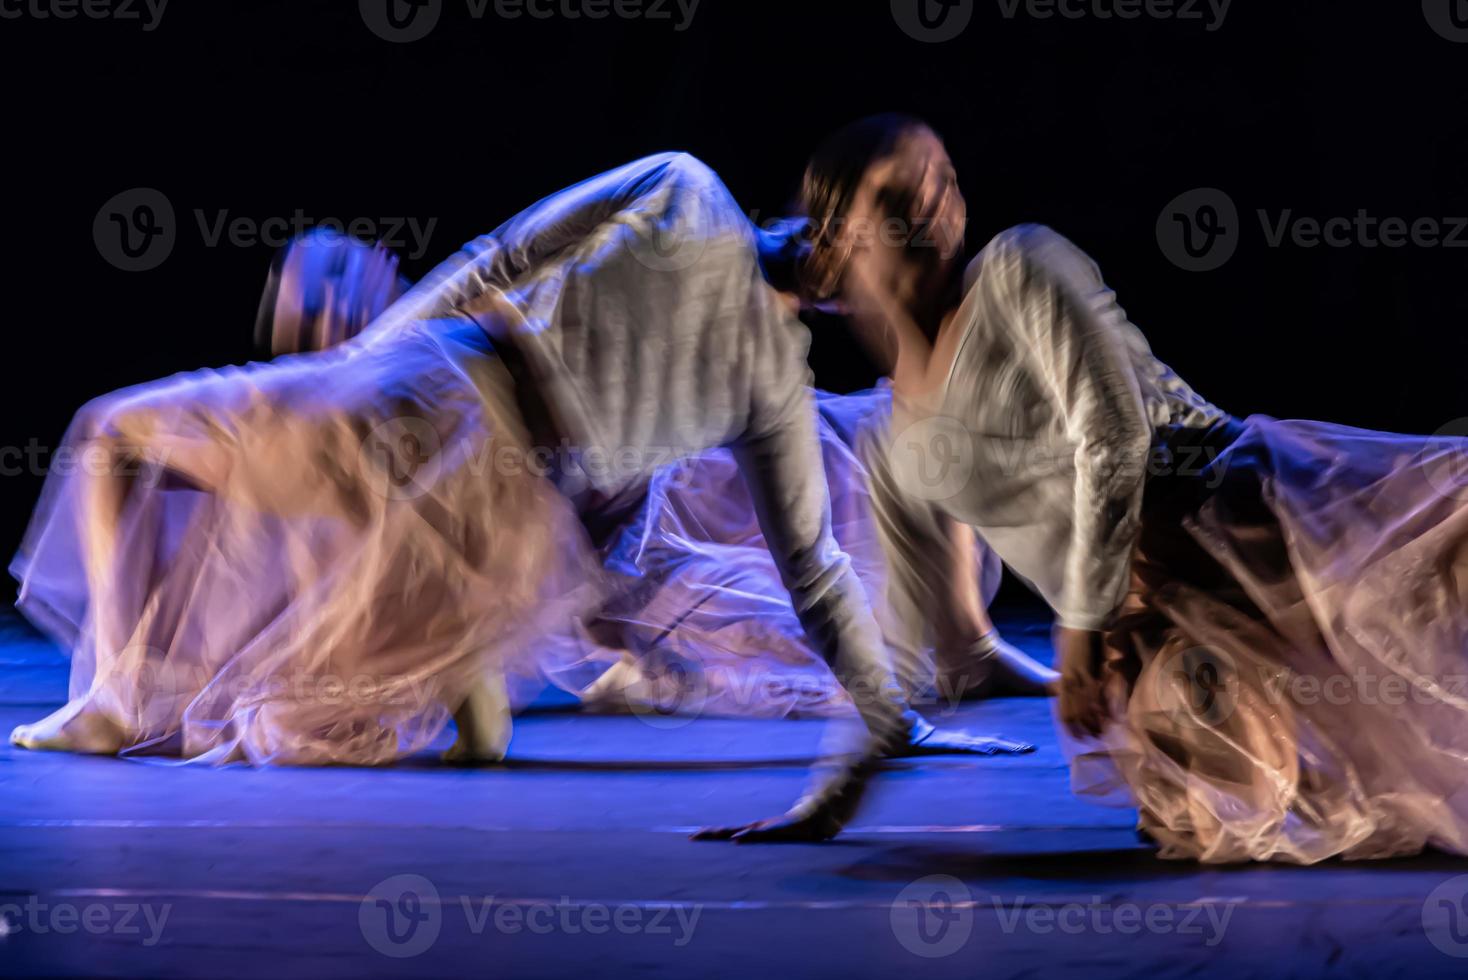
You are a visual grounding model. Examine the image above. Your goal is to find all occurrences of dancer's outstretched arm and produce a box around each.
[985,227,1154,737]
[365,153,693,334]
[695,298,911,842]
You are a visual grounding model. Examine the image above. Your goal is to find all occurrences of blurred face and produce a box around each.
[264,234,405,354]
[834,127,967,297]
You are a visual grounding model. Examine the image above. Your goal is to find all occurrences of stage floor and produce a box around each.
[2,610,1467,978]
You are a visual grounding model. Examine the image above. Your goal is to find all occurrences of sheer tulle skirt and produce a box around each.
[542,388,1003,720]
[13,316,599,764]
[1069,416,1468,863]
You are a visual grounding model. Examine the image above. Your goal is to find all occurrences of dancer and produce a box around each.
[704,115,1468,861]
[254,231,1054,746]
[11,153,921,832]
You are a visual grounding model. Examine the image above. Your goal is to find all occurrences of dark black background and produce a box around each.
[2,0,1466,597]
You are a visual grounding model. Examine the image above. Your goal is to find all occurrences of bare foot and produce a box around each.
[442,677,510,765]
[10,700,126,755]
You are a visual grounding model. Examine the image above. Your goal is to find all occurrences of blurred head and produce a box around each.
[254,229,408,355]
[797,114,966,303]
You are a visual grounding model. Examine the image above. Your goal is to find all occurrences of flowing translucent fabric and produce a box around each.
[544,387,1003,720]
[11,180,995,768]
[252,222,1002,727]
[12,316,602,764]
[1067,416,1468,863]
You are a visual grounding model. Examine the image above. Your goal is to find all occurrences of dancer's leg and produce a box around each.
[443,673,512,763]
[933,520,1059,699]
[10,436,138,754]
[864,469,1046,755]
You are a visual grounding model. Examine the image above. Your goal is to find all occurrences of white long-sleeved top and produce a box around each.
[365,153,908,818]
[876,225,1226,631]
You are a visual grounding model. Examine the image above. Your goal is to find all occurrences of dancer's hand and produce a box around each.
[901,728,1035,756]
[1056,626,1108,739]
[691,807,842,844]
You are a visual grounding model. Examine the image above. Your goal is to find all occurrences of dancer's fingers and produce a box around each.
[736,815,833,844]
[1075,701,1107,740]
[693,814,831,843]
[1059,674,1109,740]
[1060,707,1092,741]
[904,729,1036,756]
[954,734,1033,754]
[732,826,828,844]
[690,825,745,841]
[732,824,809,844]
[984,736,1036,754]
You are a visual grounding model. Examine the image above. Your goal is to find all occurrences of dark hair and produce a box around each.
[797,113,931,300]
[754,216,811,296]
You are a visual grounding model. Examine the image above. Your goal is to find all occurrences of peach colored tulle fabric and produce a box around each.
[14,316,601,764]
[1068,417,1468,862]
